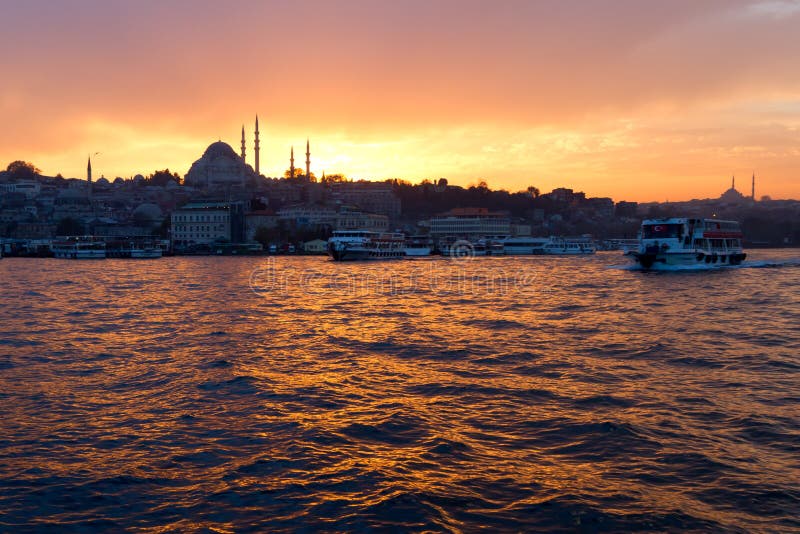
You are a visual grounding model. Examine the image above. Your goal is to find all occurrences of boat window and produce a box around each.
[642,224,682,239]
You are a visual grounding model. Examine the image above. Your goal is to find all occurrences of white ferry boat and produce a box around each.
[502,237,550,255]
[106,238,163,259]
[439,238,503,257]
[51,236,106,259]
[328,230,406,261]
[130,245,163,259]
[628,218,746,270]
[404,236,433,257]
[543,237,596,255]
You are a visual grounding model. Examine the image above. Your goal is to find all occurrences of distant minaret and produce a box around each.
[241,125,246,161]
[290,146,295,178]
[752,173,755,200]
[254,115,260,176]
[305,138,311,180]
[731,175,735,190]
[87,156,92,200]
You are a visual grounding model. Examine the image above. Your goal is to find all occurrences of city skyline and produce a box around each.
[2,0,799,202]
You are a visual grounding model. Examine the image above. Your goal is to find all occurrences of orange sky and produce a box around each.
[1,0,798,201]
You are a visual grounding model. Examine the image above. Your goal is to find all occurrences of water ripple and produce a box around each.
[0,250,798,531]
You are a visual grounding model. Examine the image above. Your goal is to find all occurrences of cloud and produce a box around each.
[744,0,800,19]
[1,0,798,200]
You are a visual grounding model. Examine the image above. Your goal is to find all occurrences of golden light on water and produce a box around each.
[1,252,799,530]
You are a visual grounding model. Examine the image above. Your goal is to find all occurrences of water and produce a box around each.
[1,251,798,532]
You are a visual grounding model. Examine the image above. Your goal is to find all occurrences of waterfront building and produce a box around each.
[429,208,511,237]
[245,209,278,241]
[302,238,328,254]
[277,205,337,228]
[329,180,401,219]
[335,206,389,231]
[171,201,245,247]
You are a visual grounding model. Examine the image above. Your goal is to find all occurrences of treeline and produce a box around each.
[385,179,546,220]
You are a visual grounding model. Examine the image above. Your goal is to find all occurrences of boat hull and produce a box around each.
[328,246,404,261]
[630,251,746,270]
[543,248,595,255]
[503,247,546,255]
[130,249,163,259]
[53,250,106,259]
[404,247,432,257]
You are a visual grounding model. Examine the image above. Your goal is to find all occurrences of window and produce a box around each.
[642,224,682,239]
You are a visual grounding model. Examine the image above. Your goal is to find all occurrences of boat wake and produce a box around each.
[736,258,800,269]
[609,257,800,272]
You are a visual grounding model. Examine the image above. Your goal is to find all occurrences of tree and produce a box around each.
[6,161,41,180]
[321,173,349,184]
[283,167,317,182]
[527,186,540,198]
[147,169,181,187]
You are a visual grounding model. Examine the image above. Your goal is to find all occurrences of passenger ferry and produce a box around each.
[105,238,163,259]
[439,238,504,257]
[628,217,746,270]
[543,237,596,255]
[51,236,106,259]
[130,244,163,258]
[502,237,551,255]
[404,236,433,257]
[327,230,406,261]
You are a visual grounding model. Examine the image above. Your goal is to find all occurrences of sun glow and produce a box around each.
[1,1,799,201]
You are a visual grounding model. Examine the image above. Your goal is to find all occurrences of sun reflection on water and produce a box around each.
[0,252,798,531]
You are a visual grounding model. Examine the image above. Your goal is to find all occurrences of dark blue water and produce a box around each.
[1,251,799,532]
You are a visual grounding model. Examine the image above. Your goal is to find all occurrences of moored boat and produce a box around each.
[130,246,163,259]
[51,236,106,259]
[502,236,550,255]
[328,230,406,261]
[628,217,746,270]
[543,237,596,255]
[105,238,164,259]
[404,236,433,257]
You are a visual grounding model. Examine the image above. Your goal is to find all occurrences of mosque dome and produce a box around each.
[132,202,163,223]
[203,141,239,161]
[719,186,746,204]
[184,140,257,188]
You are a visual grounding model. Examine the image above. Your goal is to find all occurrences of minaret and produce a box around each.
[240,125,246,161]
[254,115,260,176]
[290,146,295,179]
[731,175,735,190]
[87,156,92,201]
[305,138,311,180]
[752,173,755,200]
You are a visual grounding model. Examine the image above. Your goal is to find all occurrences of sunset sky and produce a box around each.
[1,0,798,201]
